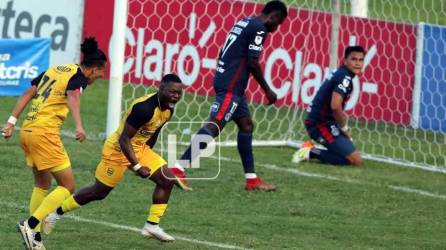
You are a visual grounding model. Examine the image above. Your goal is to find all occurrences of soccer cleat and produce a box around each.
[245,177,277,191]
[141,223,175,242]
[30,240,46,250]
[170,168,192,191]
[292,141,315,163]
[17,220,35,250]
[42,212,61,235]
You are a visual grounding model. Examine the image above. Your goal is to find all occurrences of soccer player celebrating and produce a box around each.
[2,37,106,250]
[42,74,185,242]
[172,0,288,191]
[292,46,365,167]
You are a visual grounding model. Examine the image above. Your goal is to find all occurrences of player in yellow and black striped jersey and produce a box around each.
[44,74,186,242]
[2,37,107,250]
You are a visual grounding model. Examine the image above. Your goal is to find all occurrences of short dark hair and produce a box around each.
[344,46,365,58]
[262,1,288,17]
[80,37,107,67]
[161,73,182,85]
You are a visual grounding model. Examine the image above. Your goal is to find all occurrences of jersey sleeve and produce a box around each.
[31,72,45,86]
[66,72,88,92]
[247,23,267,58]
[126,102,154,130]
[333,75,352,99]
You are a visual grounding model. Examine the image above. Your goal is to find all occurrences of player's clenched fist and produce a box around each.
[136,166,151,178]
[1,123,14,139]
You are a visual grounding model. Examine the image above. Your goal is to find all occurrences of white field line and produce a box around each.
[10,128,446,200]
[0,201,252,250]
[13,126,446,173]
[211,155,446,200]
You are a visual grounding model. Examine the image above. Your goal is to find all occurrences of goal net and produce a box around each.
[110,0,445,171]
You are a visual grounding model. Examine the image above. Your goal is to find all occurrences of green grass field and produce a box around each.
[1,80,446,249]
[281,0,446,25]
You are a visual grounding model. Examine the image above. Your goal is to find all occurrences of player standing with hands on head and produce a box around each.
[172,0,288,191]
[2,37,107,250]
[293,46,365,167]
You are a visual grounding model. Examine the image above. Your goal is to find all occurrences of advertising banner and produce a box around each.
[0,38,50,96]
[0,0,84,66]
[83,0,417,125]
[418,24,446,131]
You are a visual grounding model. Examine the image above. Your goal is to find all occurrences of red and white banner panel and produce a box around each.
[83,0,416,125]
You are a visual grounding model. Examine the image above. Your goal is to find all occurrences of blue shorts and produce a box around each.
[209,91,250,127]
[304,119,356,157]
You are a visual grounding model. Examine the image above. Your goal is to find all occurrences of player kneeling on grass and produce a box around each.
[42,74,188,242]
[292,46,365,167]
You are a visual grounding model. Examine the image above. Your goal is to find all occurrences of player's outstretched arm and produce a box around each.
[119,123,151,178]
[2,86,37,139]
[247,57,277,105]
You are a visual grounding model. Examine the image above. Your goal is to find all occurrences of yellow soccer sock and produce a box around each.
[30,187,48,233]
[32,186,71,222]
[147,204,168,224]
[61,195,81,213]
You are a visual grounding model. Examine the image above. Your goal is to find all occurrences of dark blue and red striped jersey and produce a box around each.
[306,66,355,124]
[213,16,268,96]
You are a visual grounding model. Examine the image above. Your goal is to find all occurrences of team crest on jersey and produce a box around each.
[255,35,263,45]
[330,125,340,136]
[56,65,71,72]
[338,84,347,93]
[211,102,220,113]
[106,167,114,177]
[342,78,350,87]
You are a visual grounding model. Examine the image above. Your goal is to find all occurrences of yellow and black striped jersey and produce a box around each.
[22,64,88,132]
[105,93,173,151]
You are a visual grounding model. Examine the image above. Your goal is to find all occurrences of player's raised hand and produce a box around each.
[136,166,151,178]
[266,89,277,105]
[75,126,87,142]
[1,123,14,139]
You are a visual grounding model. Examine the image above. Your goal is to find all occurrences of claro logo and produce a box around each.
[0,0,69,51]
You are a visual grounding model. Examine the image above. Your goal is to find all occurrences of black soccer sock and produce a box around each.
[27,216,40,229]
[310,148,350,165]
[56,207,64,215]
[34,232,41,242]
[237,132,255,174]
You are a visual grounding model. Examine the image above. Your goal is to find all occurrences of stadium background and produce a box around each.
[1,0,445,249]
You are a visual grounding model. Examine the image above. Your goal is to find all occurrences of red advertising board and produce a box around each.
[83,0,416,125]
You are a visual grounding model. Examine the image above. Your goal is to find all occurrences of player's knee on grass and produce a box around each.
[347,151,363,166]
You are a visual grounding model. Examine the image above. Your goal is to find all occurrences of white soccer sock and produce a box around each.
[174,162,185,172]
[245,173,257,179]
